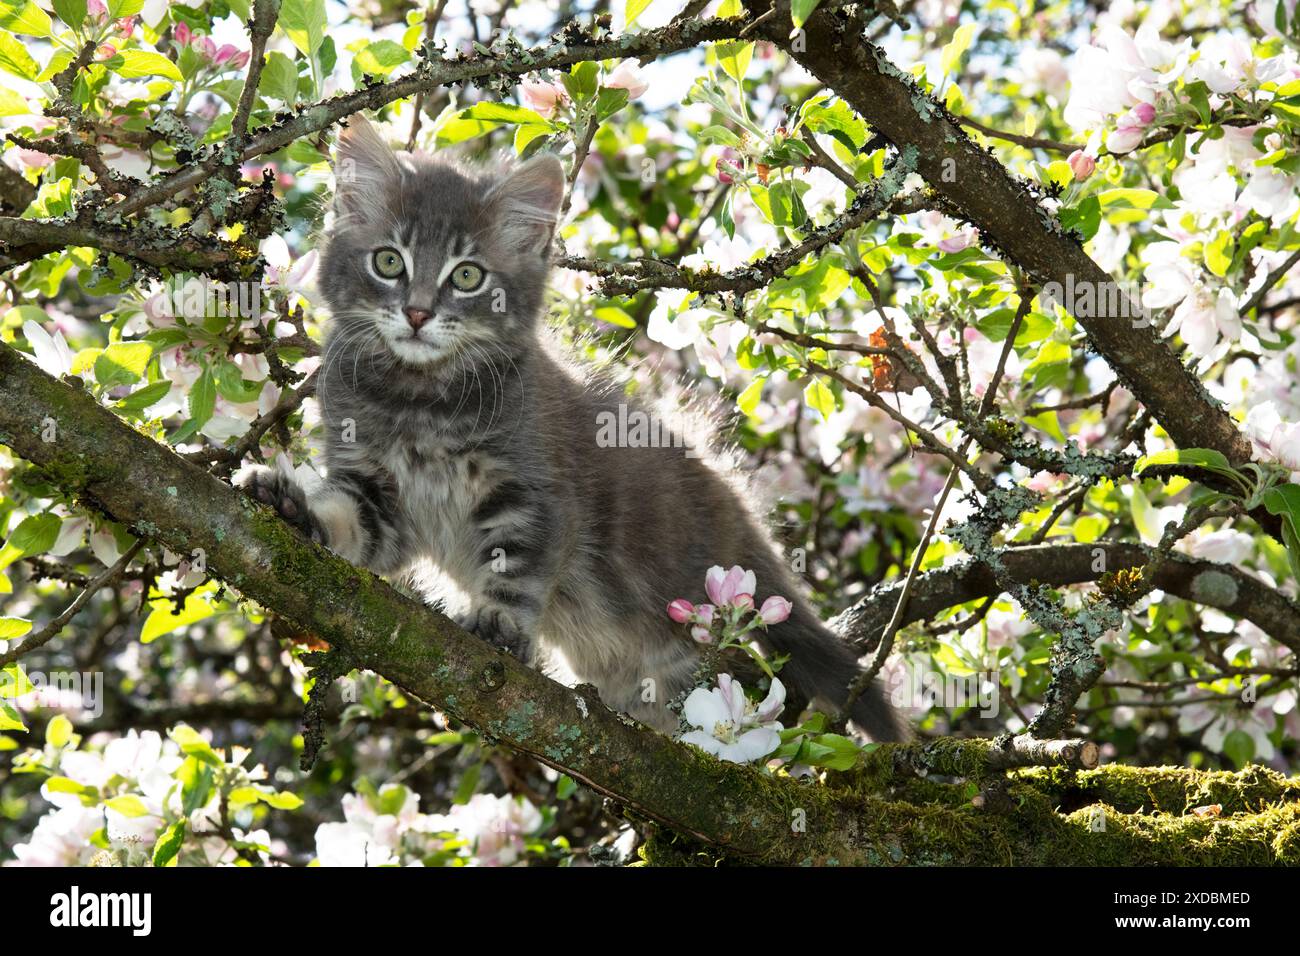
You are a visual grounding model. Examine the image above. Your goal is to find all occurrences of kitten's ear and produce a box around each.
[333,114,399,221]
[486,154,565,256]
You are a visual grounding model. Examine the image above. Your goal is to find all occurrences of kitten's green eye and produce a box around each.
[448,261,485,293]
[372,247,405,279]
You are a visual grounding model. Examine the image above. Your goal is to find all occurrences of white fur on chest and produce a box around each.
[381,441,486,573]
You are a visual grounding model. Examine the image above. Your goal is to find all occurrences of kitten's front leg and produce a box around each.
[456,481,551,663]
[239,465,325,544]
[238,464,406,572]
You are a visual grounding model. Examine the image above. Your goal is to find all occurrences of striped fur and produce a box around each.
[241,116,906,740]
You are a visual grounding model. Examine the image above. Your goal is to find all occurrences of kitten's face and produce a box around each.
[318,116,565,370]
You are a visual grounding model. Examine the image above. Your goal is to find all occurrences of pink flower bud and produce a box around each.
[733,593,754,610]
[173,21,191,45]
[231,50,251,70]
[1131,102,1156,125]
[1067,149,1096,181]
[214,44,239,65]
[96,43,117,60]
[716,147,742,185]
[689,603,715,642]
[666,598,695,623]
[195,37,217,61]
[605,59,648,100]
[759,596,792,625]
[937,231,974,253]
[87,0,107,21]
[116,17,135,36]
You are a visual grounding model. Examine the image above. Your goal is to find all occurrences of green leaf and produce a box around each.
[51,0,86,29]
[1097,188,1170,211]
[716,40,754,84]
[1058,196,1101,240]
[749,180,808,227]
[513,123,551,154]
[1071,515,1109,544]
[261,50,299,103]
[45,775,96,795]
[1,662,33,698]
[1222,729,1254,769]
[737,377,765,416]
[216,361,265,403]
[94,341,152,388]
[0,701,26,732]
[556,774,577,799]
[436,102,551,147]
[1183,80,1212,125]
[803,379,835,419]
[0,85,28,115]
[462,101,549,126]
[592,305,636,329]
[1263,483,1300,582]
[0,616,31,639]
[594,85,629,122]
[624,0,653,29]
[105,794,150,817]
[45,713,73,748]
[0,512,62,568]
[108,0,143,16]
[0,0,52,36]
[116,380,171,414]
[1204,230,1233,278]
[0,30,40,79]
[1135,447,1246,493]
[107,49,183,82]
[279,0,326,57]
[699,124,742,147]
[790,0,823,29]
[259,789,303,810]
[800,95,867,150]
[354,39,409,77]
[152,820,186,866]
[939,22,976,77]
[169,725,222,765]
[187,366,217,430]
[563,61,598,101]
[141,593,214,644]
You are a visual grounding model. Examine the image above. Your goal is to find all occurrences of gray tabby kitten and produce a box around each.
[241,114,906,741]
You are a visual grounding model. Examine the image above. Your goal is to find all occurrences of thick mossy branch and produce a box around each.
[1015,764,1300,816]
[646,763,1300,866]
[4,345,1299,865]
[853,735,1100,788]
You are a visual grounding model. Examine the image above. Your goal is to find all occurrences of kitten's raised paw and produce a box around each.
[455,606,531,662]
[238,465,324,544]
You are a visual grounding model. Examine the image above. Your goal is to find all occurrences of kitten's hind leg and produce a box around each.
[453,604,534,663]
[238,464,324,544]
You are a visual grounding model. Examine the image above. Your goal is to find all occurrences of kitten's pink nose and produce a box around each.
[404,307,432,331]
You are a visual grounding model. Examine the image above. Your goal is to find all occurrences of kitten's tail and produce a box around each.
[764,600,911,743]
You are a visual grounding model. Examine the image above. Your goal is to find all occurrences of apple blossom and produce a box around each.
[520,79,566,118]
[705,564,757,607]
[20,320,73,378]
[679,674,786,763]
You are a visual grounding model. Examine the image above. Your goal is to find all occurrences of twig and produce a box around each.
[0,540,145,667]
